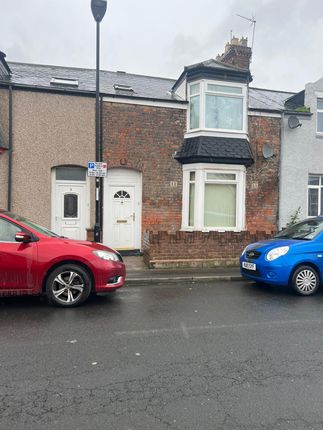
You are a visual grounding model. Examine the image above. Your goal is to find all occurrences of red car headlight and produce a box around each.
[92,250,122,262]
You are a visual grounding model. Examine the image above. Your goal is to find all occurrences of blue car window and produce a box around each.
[275,219,323,240]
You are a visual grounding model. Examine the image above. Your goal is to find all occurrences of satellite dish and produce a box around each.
[262,143,274,159]
[288,116,301,129]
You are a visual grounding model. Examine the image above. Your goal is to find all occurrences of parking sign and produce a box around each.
[87,162,107,177]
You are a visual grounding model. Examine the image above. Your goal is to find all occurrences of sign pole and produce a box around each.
[91,0,107,243]
[94,18,101,243]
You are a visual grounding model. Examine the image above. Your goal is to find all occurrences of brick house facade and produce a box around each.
[99,39,284,267]
[102,102,186,232]
[0,39,293,267]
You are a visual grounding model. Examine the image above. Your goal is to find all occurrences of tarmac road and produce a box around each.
[1,280,323,429]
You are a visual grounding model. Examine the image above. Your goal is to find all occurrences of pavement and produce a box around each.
[123,255,242,285]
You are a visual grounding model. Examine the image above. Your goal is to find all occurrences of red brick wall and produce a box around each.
[102,102,186,232]
[143,230,273,267]
[246,115,281,233]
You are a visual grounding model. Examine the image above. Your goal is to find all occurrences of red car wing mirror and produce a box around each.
[15,231,32,243]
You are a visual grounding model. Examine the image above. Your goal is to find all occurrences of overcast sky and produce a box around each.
[1,0,322,92]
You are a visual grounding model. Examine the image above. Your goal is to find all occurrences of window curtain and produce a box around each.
[189,183,195,226]
[205,95,242,130]
[190,95,200,129]
[308,188,318,216]
[204,184,236,227]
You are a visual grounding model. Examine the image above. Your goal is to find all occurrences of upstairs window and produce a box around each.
[317,99,323,133]
[189,83,200,130]
[188,81,246,132]
[205,84,243,130]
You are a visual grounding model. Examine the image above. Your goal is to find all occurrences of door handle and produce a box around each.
[132,212,135,221]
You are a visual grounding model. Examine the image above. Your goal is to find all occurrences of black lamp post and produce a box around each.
[91,0,107,242]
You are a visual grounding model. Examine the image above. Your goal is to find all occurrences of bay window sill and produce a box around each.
[184,130,248,140]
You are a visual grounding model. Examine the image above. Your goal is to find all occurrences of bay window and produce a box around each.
[183,164,246,230]
[188,80,246,132]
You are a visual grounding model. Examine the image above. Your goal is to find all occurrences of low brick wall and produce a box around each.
[143,230,273,268]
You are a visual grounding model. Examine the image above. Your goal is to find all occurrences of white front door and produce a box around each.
[54,183,87,240]
[104,169,142,250]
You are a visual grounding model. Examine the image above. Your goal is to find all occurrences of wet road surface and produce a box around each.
[1,281,323,429]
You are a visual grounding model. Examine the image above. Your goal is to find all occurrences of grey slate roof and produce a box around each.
[2,62,295,111]
[174,136,254,166]
[249,87,294,111]
[5,62,181,101]
[185,58,249,73]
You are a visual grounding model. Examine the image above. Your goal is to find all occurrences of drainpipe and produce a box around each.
[278,110,284,230]
[7,85,13,211]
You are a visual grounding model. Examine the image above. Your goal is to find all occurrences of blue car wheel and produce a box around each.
[291,265,320,296]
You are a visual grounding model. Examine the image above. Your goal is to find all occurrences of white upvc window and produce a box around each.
[188,80,247,133]
[308,174,323,216]
[182,163,246,231]
[189,83,201,130]
[317,99,323,133]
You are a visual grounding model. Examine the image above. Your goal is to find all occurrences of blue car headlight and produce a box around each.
[265,246,289,261]
[93,250,122,261]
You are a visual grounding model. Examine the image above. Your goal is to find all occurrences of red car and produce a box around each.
[0,211,126,307]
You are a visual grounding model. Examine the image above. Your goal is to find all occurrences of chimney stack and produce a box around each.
[216,37,252,70]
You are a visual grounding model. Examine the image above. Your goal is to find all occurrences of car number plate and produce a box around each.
[242,261,256,271]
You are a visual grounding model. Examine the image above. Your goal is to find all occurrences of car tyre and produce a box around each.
[291,265,320,296]
[46,264,92,307]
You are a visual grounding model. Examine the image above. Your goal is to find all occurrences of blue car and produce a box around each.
[240,217,323,295]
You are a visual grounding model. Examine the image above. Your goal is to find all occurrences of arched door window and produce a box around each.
[114,190,130,199]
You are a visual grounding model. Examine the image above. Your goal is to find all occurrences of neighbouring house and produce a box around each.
[0,38,294,267]
[279,78,323,229]
[0,52,96,236]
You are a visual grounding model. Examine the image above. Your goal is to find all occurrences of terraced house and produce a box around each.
[0,39,294,267]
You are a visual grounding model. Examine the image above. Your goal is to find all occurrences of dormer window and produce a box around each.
[188,80,247,133]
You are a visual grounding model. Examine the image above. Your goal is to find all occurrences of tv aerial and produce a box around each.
[236,14,256,51]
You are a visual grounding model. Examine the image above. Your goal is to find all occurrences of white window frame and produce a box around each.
[317,98,323,134]
[182,163,246,231]
[308,174,323,216]
[187,80,248,135]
